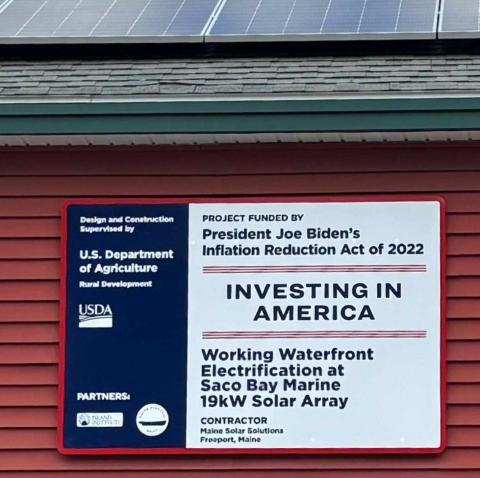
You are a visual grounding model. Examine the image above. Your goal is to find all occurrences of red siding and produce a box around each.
[0,141,479,475]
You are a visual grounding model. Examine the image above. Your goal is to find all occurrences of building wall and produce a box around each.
[0,141,478,476]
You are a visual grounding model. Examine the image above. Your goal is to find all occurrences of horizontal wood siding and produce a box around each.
[0,142,478,475]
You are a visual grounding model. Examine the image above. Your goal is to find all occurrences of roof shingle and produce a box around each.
[0,55,478,98]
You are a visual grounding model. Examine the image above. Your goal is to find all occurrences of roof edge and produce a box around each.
[0,96,479,135]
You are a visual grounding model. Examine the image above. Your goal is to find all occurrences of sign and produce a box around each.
[59,197,445,455]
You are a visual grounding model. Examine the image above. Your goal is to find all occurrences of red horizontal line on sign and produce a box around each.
[203,336,427,339]
[202,265,427,273]
[202,331,427,339]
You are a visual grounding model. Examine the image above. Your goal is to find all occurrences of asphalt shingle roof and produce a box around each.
[0,55,479,98]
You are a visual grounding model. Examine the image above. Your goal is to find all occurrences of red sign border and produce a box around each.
[58,195,446,456]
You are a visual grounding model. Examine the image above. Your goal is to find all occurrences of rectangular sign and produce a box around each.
[59,196,445,455]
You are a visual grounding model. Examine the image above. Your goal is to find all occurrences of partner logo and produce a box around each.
[76,412,123,428]
[136,404,169,436]
[77,414,91,427]
[78,304,113,328]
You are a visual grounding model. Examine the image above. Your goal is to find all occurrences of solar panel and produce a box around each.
[207,0,439,40]
[439,0,480,38]
[0,0,447,43]
[0,0,220,42]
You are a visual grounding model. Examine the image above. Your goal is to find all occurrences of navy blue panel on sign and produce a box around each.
[63,203,189,450]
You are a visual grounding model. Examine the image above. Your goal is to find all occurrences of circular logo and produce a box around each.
[78,414,90,427]
[136,403,169,436]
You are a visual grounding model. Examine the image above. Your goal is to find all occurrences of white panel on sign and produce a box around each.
[186,199,443,450]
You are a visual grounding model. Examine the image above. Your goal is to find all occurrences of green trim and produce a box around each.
[0,97,479,134]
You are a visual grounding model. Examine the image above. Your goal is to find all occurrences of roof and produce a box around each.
[1,52,480,145]
[0,54,479,100]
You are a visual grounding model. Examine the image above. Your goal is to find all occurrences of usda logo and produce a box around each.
[78,304,113,328]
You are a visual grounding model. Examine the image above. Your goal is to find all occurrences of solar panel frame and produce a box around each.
[438,0,480,39]
[205,0,440,42]
[0,34,203,44]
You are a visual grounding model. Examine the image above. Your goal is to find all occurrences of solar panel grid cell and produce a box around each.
[396,0,437,33]
[246,0,294,35]
[0,0,39,36]
[128,0,181,35]
[321,0,365,33]
[283,0,328,34]
[91,0,148,36]
[54,0,113,36]
[17,0,78,36]
[209,0,259,35]
[164,0,218,35]
[440,0,479,35]
[358,0,400,34]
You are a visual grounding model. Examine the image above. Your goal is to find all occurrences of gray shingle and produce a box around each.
[0,55,478,99]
